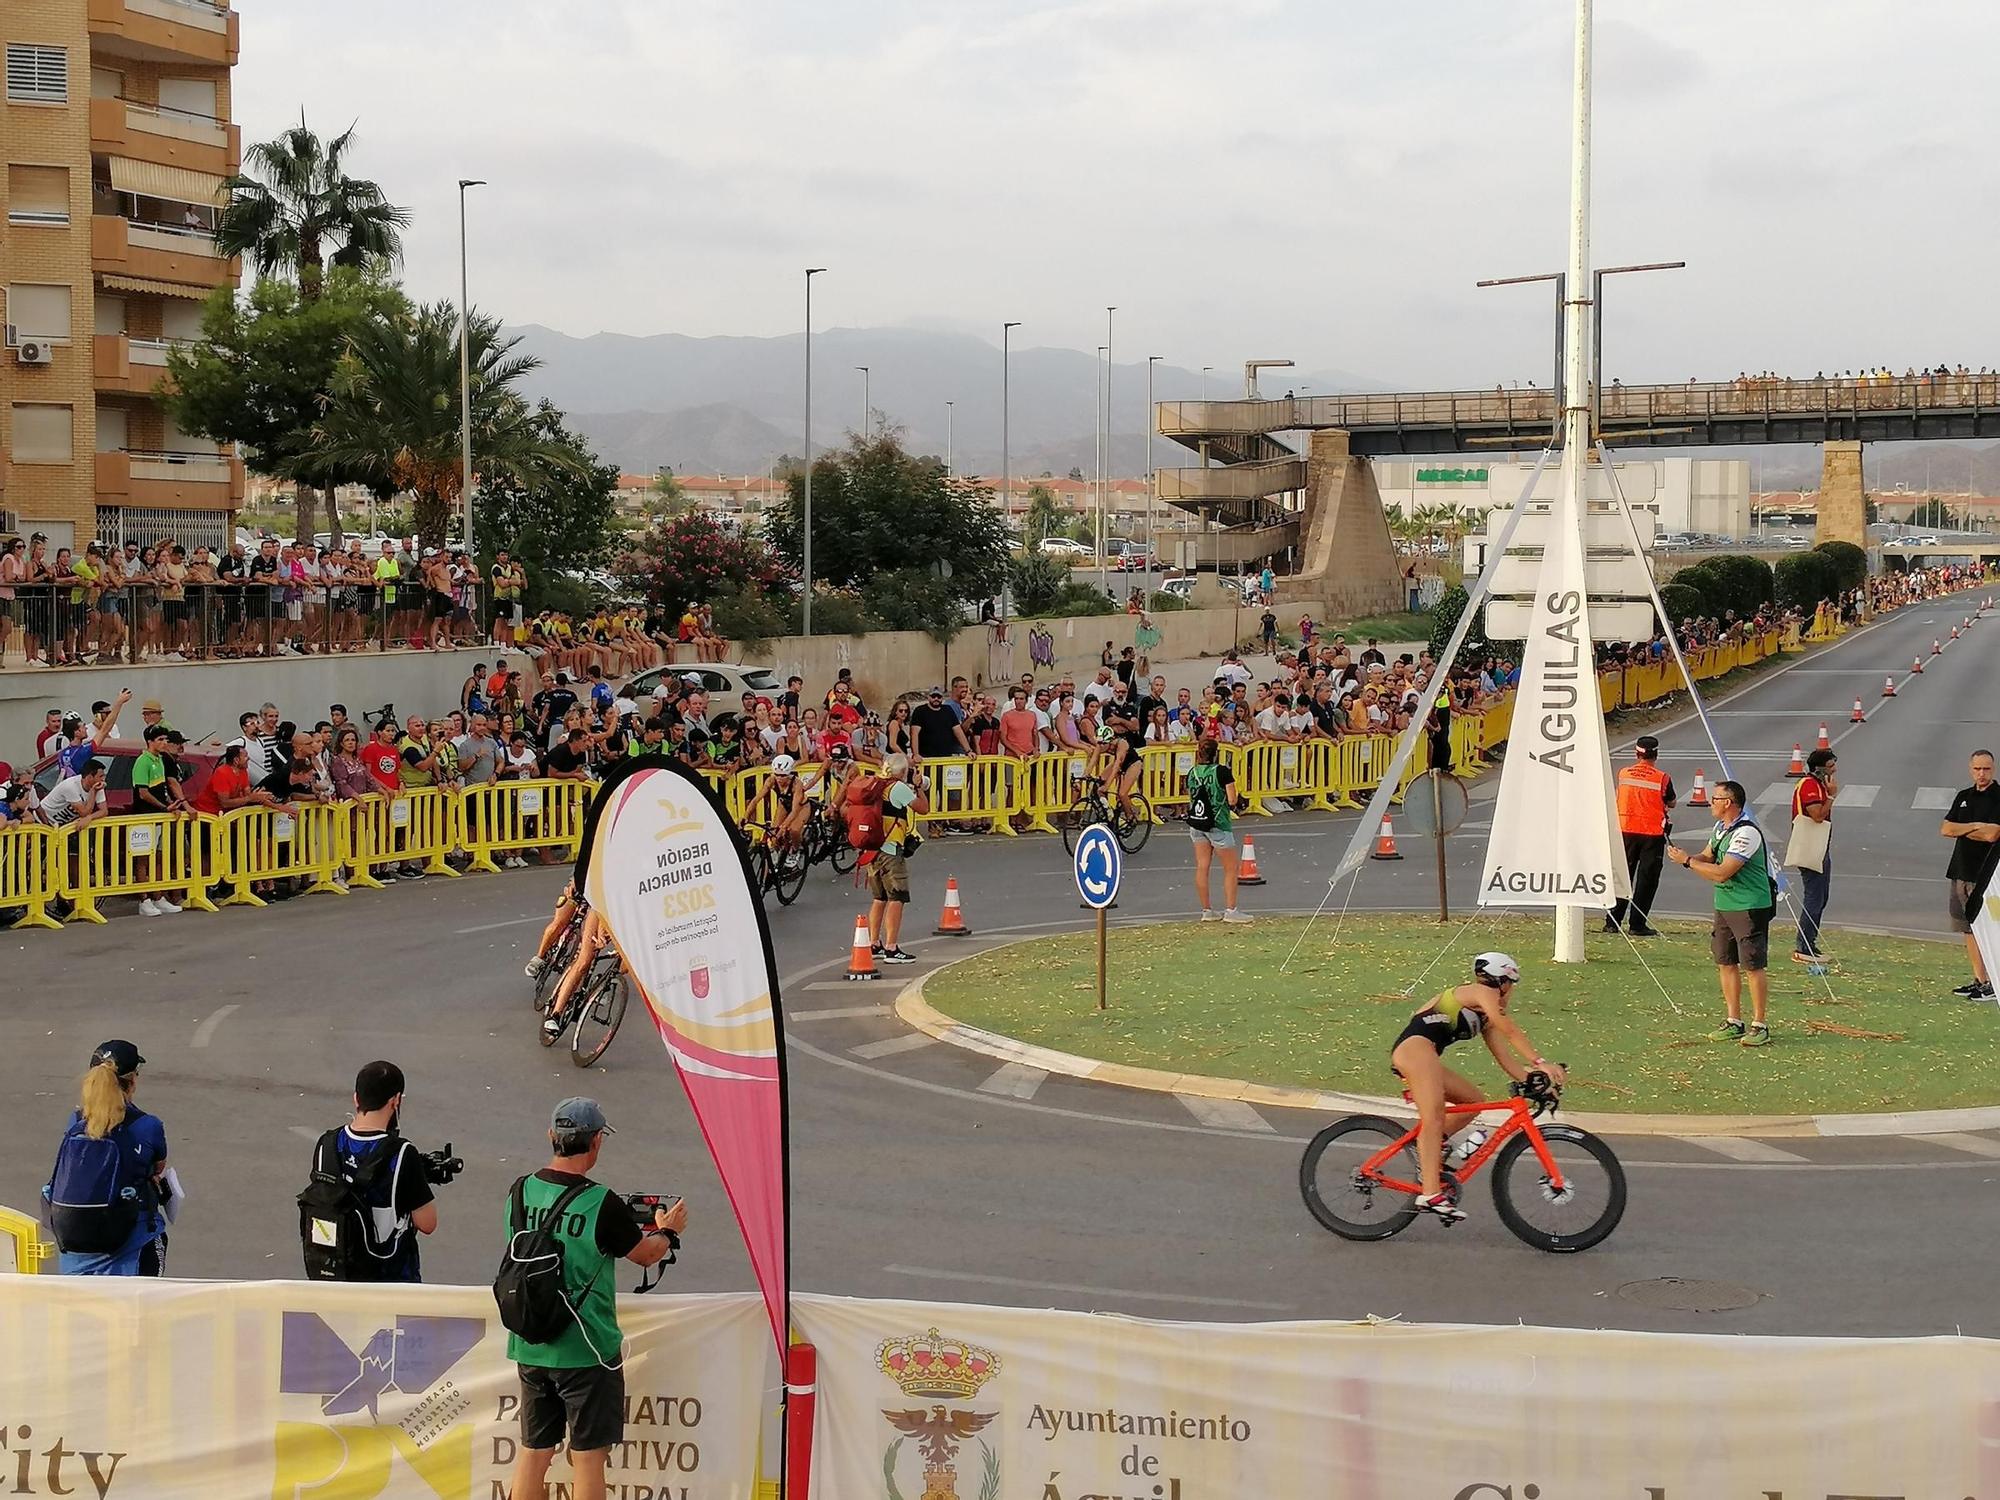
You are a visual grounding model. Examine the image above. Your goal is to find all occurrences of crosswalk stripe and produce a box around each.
[849,1034,941,1060]
[1754,783,1790,806]
[1834,784,1879,808]
[1175,1095,1274,1132]
[790,1004,889,1020]
[1758,782,1877,808]
[1672,1135,1809,1163]
[1920,1132,2000,1159]
[978,1062,1049,1100]
[1914,787,1957,810]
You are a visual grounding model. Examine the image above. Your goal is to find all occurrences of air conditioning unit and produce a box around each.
[14,341,53,365]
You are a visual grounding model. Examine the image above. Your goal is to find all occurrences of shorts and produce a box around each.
[1949,878,1982,934]
[429,590,454,620]
[1710,908,1769,970]
[865,852,911,903]
[1188,825,1236,849]
[517,1361,625,1453]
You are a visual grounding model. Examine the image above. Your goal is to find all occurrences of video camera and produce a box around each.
[418,1143,465,1187]
[624,1193,683,1290]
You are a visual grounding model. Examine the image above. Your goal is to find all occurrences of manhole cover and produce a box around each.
[1615,1277,1763,1313]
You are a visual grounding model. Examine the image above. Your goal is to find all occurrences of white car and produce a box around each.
[1038,537,1090,556]
[1161,575,1243,602]
[622,661,786,711]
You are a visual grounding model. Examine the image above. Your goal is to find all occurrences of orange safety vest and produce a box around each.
[1616,761,1670,836]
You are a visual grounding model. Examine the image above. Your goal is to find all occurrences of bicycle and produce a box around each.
[1060,773,1152,856]
[802,799,856,875]
[745,822,809,906]
[532,903,585,1015]
[1297,1070,1626,1253]
[537,933,630,1068]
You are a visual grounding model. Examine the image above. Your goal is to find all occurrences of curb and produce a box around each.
[893,942,2000,1141]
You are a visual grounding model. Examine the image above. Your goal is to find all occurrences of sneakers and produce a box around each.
[1628,924,1659,938]
[1600,917,1621,935]
[1199,910,1220,922]
[1741,1023,1771,1047]
[1952,979,1993,998]
[139,898,165,917]
[525,956,546,980]
[1707,1019,1746,1042]
[880,948,917,965]
[1222,909,1253,925]
[541,1014,565,1042]
[1413,1190,1466,1224]
[154,896,181,915]
[870,944,886,958]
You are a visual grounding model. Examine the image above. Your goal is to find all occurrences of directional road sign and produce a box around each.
[1073,824,1122,911]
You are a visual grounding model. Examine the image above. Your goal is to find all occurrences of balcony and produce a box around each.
[93,332,191,395]
[91,96,239,178]
[87,0,239,68]
[92,213,238,292]
[96,447,243,509]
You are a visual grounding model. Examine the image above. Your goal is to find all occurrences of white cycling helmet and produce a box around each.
[770,754,797,776]
[1473,951,1521,987]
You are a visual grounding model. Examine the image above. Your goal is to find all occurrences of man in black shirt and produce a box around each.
[309,1061,438,1282]
[1941,749,2000,998]
[530,672,579,747]
[545,729,591,781]
[909,686,968,761]
[247,538,281,652]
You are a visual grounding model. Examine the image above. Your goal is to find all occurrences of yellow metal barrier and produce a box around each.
[346,788,459,888]
[0,1206,53,1274]
[1229,739,1323,816]
[909,755,1018,835]
[460,779,589,872]
[1479,693,1514,752]
[213,803,348,907]
[63,813,217,923]
[1140,742,1197,812]
[0,823,66,929]
[1019,752,1080,834]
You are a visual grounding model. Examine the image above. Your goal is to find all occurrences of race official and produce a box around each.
[1606,735,1675,936]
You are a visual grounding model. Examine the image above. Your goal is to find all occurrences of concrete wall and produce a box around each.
[1,650,487,761]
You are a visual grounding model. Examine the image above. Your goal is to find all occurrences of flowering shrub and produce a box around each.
[616,512,786,619]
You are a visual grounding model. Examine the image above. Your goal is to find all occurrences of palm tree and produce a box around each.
[318,300,586,547]
[216,118,410,540]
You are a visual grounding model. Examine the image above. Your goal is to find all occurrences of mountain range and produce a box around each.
[502,323,1378,478]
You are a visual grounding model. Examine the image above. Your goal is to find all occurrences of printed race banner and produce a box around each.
[578,759,792,1356]
[1480,462,1628,908]
[794,1293,2000,1498]
[0,1279,768,1499]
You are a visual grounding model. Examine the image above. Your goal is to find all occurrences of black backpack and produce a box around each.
[494,1176,599,1345]
[298,1129,404,1282]
[47,1122,145,1254]
[1186,764,1218,832]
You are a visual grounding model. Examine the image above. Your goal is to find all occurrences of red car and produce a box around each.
[27,741,221,815]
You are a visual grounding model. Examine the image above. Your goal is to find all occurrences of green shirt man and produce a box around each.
[1703,817,1772,911]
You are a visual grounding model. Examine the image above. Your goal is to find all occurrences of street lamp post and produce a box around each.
[1146,355,1162,571]
[802,267,826,636]
[1095,344,1108,587]
[945,400,954,477]
[1200,365,1212,400]
[1592,260,1685,426]
[456,178,485,548]
[856,367,870,438]
[1102,307,1116,590]
[1002,321,1020,625]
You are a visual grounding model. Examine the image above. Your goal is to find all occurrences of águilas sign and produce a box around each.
[581,762,790,1353]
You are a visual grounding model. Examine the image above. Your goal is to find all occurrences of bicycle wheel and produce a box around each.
[773,845,809,906]
[829,836,857,875]
[1298,1115,1422,1241]
[1060,794,1103,856]
[1114,794,1153,854]
[534,924,578,1013]
[570,968,630,1069]
[1489,1124,1627,1253]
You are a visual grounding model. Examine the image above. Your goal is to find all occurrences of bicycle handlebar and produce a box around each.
[1512,1066,1566,1116]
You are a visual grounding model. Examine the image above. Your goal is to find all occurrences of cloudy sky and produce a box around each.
[238,1,1992,389]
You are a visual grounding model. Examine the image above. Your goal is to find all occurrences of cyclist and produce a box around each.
[746,754,814,859]
[1389,952,1566,1223]
[523,882,585,983]
[1102,691,1148,823]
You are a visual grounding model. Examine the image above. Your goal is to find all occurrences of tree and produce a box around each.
[165,271,405,538]
[1704,554,1776,617]
[764,432,1012,622]
[318,300,584,547]
[1812,539,1868,594]
[1429,584,1491,663]
[645,468,695,522]
[1672,561,1723,616]
[1008,550,1070,614]
[616,511,784,622]
[1910,497,1961,530]
[1658,582,1707,629]
[1023,483,1063,545]
[1774,551,1840,611]
[216,118,410,541]
[471,401,619,585]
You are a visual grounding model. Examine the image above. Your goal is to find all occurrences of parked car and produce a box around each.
[1160,575,1243,602]
[1038,537,1090,556]
[620,662,787,726]
[28,742,220,816]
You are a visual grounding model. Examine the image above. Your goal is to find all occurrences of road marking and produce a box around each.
[191,1003,239,1049]
[978,1062,1049,1100]
[1672,1135,1808,1163]
[288,1125,319,1141]
[1914,787,1956,810]
[1175,1095,1274,1132]
[883,1264,1295,1312]
[455,915,546,933]
[790,1004,888,1020]
[1754,782,1791,806]
[805,980,875,992]
[1921,1132,2000,1158]
[849,1033,941,1060]
[1834,784,1879,808]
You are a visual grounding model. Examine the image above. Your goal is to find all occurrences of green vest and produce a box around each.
[503,1175,622,1369]
[1188,762,1232,831]
[1706,818,1771,912]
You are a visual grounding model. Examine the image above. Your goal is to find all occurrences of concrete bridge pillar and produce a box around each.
[1815,440,1867,547]
[1276,430,1404,616]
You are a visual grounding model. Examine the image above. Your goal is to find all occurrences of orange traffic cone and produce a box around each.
[1912,655,1925,674]
[932,876,972,936]
[1238,835,1267,885]
[1815,723,1831,751]
[1785,743,1807,777]
[1688,770,1710,806]
[1883,675,1898,697]
[1850,697,1865,723]
[1369,818,1403,861]
[1933,638,1944,655]
[1953,625,1962,641]
[845,915,879,981]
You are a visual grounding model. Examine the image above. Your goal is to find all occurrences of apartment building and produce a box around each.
[3,0,243,556]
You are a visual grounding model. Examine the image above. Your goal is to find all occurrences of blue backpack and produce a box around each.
[46,1118,150,1254]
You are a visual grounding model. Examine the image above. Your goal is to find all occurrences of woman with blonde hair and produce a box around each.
[43,1040,169,1275]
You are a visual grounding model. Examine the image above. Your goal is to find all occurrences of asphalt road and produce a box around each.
[4,592,1997,1338]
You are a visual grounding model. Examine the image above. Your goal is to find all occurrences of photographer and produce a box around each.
[298,1061,445,1282]
[856,752,929,965]
[505,1098,687,1500]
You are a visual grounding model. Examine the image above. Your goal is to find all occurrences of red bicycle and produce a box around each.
[1298,1071,1626,1252]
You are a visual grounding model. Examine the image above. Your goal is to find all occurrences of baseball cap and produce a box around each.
[682,672,703,686]
[552,1097,613,1135]
[928,685,944,696]
[90,1039,145,1075]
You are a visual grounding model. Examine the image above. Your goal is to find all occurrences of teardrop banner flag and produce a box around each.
[1479,465,1629,908]
[573,757,790,1356]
